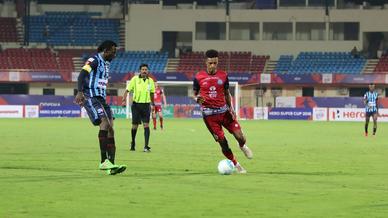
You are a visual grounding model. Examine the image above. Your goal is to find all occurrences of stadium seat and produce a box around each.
[0,18,18,42]
[275,52,366,74]
[110,51,168,74]
[177,51,269,74]
[374,54,388,73]
[28,12,120,46]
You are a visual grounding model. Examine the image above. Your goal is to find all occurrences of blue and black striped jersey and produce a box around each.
[81,53,110,98]
[364,91,378,113]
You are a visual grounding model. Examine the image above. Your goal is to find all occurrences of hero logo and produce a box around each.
[209,86,217,98]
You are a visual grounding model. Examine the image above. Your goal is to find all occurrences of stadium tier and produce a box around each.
[28,12,119,46]
[274,55,293,74]
[110,51,168,74]
[275,52,366,74]
[0,48,74,73]
[374,54,388,73]
[0,17,18,42]
[177,51,269,73]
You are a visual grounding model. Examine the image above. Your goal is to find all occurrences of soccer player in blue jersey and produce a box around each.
[364,83,379,136]
[74,40,126,175]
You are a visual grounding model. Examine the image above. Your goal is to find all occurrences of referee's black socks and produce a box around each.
[144,127,150,147]
[131,128,137,147]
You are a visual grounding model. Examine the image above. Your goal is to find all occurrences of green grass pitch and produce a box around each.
[1,118,387,217]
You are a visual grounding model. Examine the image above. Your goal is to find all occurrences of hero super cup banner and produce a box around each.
[39,105,81,117]
[329,108,388,122]
[268,108,313,120]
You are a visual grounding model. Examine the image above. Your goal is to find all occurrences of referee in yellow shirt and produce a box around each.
[122,63,155,152]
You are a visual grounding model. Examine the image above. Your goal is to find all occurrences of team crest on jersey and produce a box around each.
[97,108,104,115]
[217,79,223,85]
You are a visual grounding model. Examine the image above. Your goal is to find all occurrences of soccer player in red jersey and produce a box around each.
[152,83,167,130]
[193,49,253,173]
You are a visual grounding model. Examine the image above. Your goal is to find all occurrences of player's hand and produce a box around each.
[121,98,126,107]
[74,92,85,106]
[196,96,205,105]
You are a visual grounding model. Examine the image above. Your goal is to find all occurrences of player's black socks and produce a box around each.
[364,124,368,133]
[107,137,116,164]
[98,130,108,163]
[131,128,137,147]
[373,127,377,135]
[144,127,150,147]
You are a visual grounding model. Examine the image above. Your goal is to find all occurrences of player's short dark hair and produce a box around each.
[369,83,375,85]
[139,63,149,70]
[206,49,218,58]
[97,40,117,53]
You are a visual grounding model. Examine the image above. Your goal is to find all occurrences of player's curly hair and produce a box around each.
[97,40,117,53]
[206,49,218,58]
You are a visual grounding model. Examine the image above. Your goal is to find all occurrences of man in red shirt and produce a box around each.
[152,82,167,130]
[193,49,253,173]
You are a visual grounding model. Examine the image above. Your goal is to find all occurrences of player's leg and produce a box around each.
[131,103,141,151]
[102,104,116,164]
[224,112,253,159]
[103,114,126,175]
[141,103,152,152]
[152,107,157,130]
[365,113,370,136]
[372,112,378,135]
[83,97,110,167]
[203,114,245,172]
[158,109,163,129]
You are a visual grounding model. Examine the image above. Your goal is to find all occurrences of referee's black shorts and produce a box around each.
[131,102,151,124]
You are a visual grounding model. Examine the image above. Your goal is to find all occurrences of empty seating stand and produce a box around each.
[28,12,120,46]
[374,54,388,73]
[0,48,57,71]
[0,48,75,79]
[0,17,18,42]
[275,52,366,74]
[177,51,269,74]
[110,51,168,74]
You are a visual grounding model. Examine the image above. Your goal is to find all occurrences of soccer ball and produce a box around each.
[217,159,235,175]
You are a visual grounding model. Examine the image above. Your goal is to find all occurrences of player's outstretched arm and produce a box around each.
[162,92,167,107]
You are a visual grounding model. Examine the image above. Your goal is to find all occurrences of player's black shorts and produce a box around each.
[366,111,377,117]
[131,102,151,125]
[84,96,113,126]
